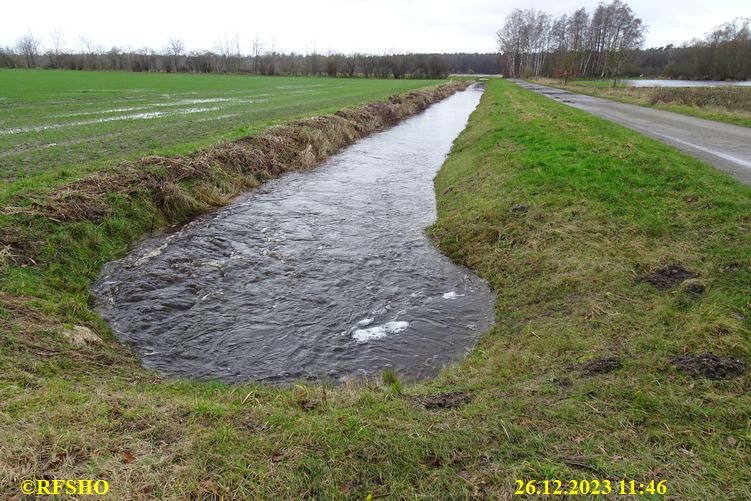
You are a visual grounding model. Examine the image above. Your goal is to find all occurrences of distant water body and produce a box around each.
[624,79,751,88]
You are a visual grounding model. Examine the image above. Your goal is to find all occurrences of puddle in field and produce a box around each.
[0,107,224,135]
[49,99,238,118]
[5,96,272,134]
[194,113,241,123]
[93,85,494,384]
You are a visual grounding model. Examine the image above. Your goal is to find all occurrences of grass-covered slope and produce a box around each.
[1,78,750,499]
[430,78,751,498]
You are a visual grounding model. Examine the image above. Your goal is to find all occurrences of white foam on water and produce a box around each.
[443,291,464,299]
[352,321,409,343]
[195,260,224,269]
[200,291,225,301]
[357,317,375,327]
[133,243,168,266]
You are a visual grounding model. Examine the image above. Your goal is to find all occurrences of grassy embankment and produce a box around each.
[1,77,750,498]
[533,77,751,128]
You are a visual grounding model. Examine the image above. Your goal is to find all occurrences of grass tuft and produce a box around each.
[381,368,404,395]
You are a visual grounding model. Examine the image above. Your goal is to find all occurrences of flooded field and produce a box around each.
[625,79,751,87]
[93,86,494,383]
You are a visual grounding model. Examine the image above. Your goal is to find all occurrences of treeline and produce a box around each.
[497,3,751,82]
[497,0,645,80]
[596,18,751,80]
[662,18,751,80]
[0,46,449,79]
[0,34,506,79]
[440,53,502,74]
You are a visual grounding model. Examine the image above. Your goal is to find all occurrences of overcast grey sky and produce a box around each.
[2,0,749,54]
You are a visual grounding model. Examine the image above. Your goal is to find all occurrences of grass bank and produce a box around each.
[533,78,751,128]
[1,78,750,499]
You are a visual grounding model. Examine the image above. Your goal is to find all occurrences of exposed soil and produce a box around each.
[577,357,622,375]
[672,353,745,380]
[720,263,743,273]
[418,392,473,410]
[684,282,706,296]
[0,229,37,267]
[638,264,697,290]
[552,377,573,388]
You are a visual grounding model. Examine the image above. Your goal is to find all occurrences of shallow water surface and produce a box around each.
[94,86,494,383]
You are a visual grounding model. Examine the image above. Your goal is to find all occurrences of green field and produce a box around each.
[0,70,443,186]
[2,77,750,498]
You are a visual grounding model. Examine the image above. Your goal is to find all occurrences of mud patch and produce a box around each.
[638,264,697,290]
[417,392,473,410]
[720,263,743,273]
[684,282,706,296]
[576,357,622,375]
[672,353,745,380]
[0,229,37,267]
[552,377,573,388]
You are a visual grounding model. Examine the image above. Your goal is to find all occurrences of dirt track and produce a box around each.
[513,80,751,186]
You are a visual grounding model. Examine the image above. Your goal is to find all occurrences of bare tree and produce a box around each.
[604,1,645,85]
[79,35,95,54]
[46,28,65,68]
[497,9,528,78]
[343,53,358,77]
[167,37,185,71]
[251,36,263,73]
[325,50,339,76]
[49,28,64,55]
[16,33,41,68]
[497,1,644,81]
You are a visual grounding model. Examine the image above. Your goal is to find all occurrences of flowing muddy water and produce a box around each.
[93,86,494,383]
